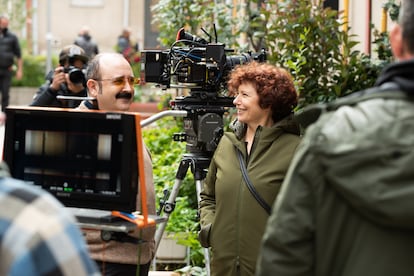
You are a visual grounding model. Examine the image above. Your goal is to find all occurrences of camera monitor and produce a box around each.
[3,106,139,213]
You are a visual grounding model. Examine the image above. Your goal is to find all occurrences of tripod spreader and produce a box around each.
[176,153,211,180]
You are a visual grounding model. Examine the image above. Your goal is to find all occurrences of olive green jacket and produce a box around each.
[199,115,301,276]
[257,90,414,276]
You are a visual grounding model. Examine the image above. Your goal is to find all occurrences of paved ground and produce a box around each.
[0,87,36,157]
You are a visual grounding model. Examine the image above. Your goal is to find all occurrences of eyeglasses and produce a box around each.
[94,76,139,87]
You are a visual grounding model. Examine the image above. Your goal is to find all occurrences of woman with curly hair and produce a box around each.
[198,61,301,276]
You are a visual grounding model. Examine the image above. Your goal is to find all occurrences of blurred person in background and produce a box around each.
[116,27,139,64]
[74,25,99,59]
[0,14,23,111]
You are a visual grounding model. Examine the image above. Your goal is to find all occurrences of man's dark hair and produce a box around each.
[58,44,88,66]
[400,0,414,53]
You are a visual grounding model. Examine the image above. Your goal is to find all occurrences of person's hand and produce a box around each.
[0,112,6,125]
[49,66,66,91]
[15,67,23,80]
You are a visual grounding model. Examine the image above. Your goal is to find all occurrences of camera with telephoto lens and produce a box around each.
[63,66,87,85]
[141,26,266,155]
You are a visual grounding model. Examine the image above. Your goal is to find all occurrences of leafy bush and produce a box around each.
[143,116,205,267]
[151,0,239,48]
[12,54,48,87]
[254,0,384,109]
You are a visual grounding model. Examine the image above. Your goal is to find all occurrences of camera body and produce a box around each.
[141,43,266,93]
[63,66,86,85]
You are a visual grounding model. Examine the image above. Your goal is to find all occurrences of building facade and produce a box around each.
[6,0,399,57]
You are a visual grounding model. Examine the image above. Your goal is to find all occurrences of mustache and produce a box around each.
[115,91,133,99]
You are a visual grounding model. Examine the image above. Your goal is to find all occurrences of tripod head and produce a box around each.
[170,89,234,156]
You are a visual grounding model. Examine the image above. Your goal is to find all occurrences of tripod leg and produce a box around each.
[154,177,184,251]
[155,157,190,252]
[195,179,211,276]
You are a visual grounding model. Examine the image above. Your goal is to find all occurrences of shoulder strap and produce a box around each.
[235,147,271,215]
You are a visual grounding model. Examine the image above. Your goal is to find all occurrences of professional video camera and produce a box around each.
[141,27,266,155]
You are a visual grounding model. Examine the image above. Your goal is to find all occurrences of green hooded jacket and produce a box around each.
[199,114,301,276]
[257,89,414,276]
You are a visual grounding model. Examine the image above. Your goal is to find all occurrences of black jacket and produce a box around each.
[0,28,21,71]
[31,70,87,108]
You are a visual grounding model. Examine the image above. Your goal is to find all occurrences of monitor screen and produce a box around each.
[3,106,138,212]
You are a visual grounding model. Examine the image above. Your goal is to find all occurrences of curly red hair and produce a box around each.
[227,61,298,121]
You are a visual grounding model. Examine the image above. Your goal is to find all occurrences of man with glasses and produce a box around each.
[78,53,156,276]
[0,14,23,111]
[78,53,138,111]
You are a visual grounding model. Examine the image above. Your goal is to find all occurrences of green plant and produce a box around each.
[143,116,205,268]
[131,52,141,77]
[254,0,383,109]
[176,265,207,276]
[151,0,239,48]
[383,0,400,21]
[11,54,48,87]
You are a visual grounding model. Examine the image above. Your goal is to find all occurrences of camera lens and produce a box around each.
[68,67,86,84]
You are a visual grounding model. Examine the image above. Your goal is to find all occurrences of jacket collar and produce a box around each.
[375,58,414,93]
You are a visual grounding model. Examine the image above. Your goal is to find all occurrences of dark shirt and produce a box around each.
[74,34,99,58]
[0,29,21,71]
[31,71,87,108]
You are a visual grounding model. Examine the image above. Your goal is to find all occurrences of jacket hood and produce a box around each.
[230,113,300,140]
[310,98,414,229]
[375,58,414,93]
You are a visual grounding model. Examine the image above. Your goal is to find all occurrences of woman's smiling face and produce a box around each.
[233,82,272,127]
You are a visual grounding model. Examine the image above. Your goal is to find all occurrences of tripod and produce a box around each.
[154,152,211,276]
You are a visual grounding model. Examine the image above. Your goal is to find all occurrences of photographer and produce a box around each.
[31,44,89,108]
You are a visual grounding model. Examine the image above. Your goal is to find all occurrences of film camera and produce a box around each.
[141,27,266,155]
